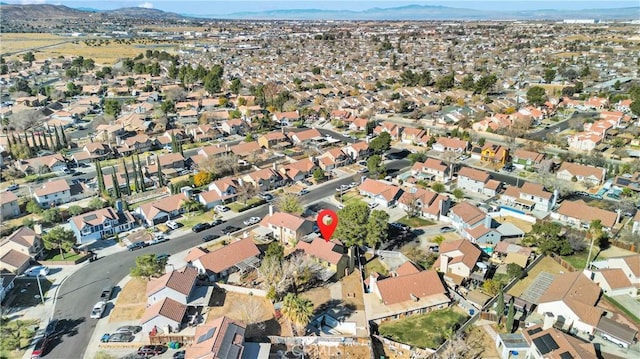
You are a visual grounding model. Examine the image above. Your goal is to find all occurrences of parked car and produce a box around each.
[192,222,211,233]
[298,189,310,196]
[258,193,274,201]
[336,184,350,192]
[127,241,146,251]
[214,205,230,212]
[390,222,410,232]
[108,332,135,342]
[100,285,114,302]
[6,183,18,191]
[90,301,106,319]
[145,233,168,246]
[243,217,261,226]
[62,168,72,175]
[31,337,49,359]
[368,202,379,209]
[440,226,455,233]
[44,320,58,338]
[211,219,225,226]
[24,266,49,277]
[115,325,142,334]
[173,351,186,359]
[155,253,170,262]
[137,345,167,357]
[221,225,240,234]
[165,220,180,230]
[203,234,220,242]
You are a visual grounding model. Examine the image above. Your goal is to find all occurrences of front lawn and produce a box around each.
[47,251,83,261]
[378,309,468,349]
[397,215,435,228]
[227,197,266,212]
[177,210,214,228]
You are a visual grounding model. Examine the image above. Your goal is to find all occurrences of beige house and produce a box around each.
[0,227,44,260]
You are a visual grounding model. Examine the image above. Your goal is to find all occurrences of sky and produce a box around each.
[4,1,639,15]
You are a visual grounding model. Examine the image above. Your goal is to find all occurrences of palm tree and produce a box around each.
[281,293,313,335]
[180,199,203,216]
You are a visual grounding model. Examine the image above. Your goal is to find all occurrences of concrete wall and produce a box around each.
[216,283,267,297]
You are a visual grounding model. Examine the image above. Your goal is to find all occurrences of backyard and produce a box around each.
[397,215,435,228]
[378,308,469,349]
[363,257,389,277]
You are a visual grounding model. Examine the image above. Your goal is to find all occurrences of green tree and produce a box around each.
[482,279,502,296]
[461,74,475,91]
[42,208,62,224]
[543,68,556,84]
[452,188,465,200]
[334,202,370,247]
[312,168,325,182]
[630,101,640,117]
[433,235,446,245]
[496,289,505,322]
[523,221,572,256]
[281,293,314,335]
[369,132,391,154]
[23,51,35,63]
[180,198,204,216]
[26,199,42,214]
[407,151,428,164]
[431,182,445,193]
[366,210,389,248]
[68,205,84,216]
[506,298,516,333]
[264,242,284,262]
[274,193,303,215]
[230,78,242,94]
[103,99,121,117]
[436,73,455,91]
[367,155,386,178]
[89,197,106,210]
[130,254,165,280]
[526,86,547,106]
[506,263,524,280]
[42,227,76,259]
[0,318,35,352]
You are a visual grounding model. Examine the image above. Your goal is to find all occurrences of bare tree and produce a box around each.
[234,295,266,327]
[237,181,257,205]
[401,191,420,218]
[213,153,240,176]
[9,108,42,131]
[431,332,484,359]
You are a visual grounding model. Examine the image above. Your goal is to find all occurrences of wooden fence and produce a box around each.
[549,253,577,272]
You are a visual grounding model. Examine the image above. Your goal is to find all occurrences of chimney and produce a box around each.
[484,215,492,229]
[440,255,449,273]
[368,273,378,294]
[269,204,274,216]
[33,224,43,235]
[542,312,555,330]
[272,162,278,171]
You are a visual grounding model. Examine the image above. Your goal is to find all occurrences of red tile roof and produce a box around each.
[146,266,199,297]
[295,238,345,265]
[376,270,446,305]
[556,200,617,229]
[140,297,187,324]
[196,238,260,274]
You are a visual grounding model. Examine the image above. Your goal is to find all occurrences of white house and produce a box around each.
[457,167,489,194]
[33,179,71,209]
[146,266,199,305]
[140,297,187,334]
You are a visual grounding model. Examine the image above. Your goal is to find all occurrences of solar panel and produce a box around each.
[83,214,98,221]
[527,327,542,335]
[196,327,216,344]
[533,334,559,355]
[560,352,574,359]
[521,271,555,304]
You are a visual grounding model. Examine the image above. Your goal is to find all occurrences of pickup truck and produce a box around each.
[100,285,114,302]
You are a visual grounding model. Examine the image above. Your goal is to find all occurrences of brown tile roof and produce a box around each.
[376,270,446,306]
[0,191,18,205]
[70,207,119,230]
[435,137,468,150]
[622,255,640,277]
[291,128,322,142]
[433,239,482,272]
[539,271,603,326]
[358,179,402,202]
[0,249,30,270]
[230,141,261,156]
[196,238,260,274]
[34,179,70,197]
[555,200,618,229]
[199,190,222,203]
[295,238,344,265]
[394,261,421,276]
[260,212,308,232]
[146,266,199,297]
[157,153,185,166]
[184,247,209,263]
[138,194,187,220]
[598,268,633,289]
[524,324,597,359]
[140,297,187,324]
[187,316,246,359]
[520,182,553,200]
[3,227,39,248]
[450,202,485,225]
[557,162,605,181]
[514,149,544,163]
[458,167,489,183]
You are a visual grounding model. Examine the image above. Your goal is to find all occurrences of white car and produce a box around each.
[298,189,310,196]
[145,234,168,246]
[90,301,106,319]
[214,205,230,212]
[165,221,179,230]
[243,217,261,226]
[368,202,379,209]
[24,266,49,277]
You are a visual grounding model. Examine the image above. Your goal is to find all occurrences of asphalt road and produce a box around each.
[48,157,407,359]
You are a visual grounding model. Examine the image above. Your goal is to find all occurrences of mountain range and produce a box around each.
[0,4,638,21]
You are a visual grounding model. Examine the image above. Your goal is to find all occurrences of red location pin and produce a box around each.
[317,209,338,242]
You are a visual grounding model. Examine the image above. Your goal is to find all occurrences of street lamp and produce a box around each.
[36,273,45,305]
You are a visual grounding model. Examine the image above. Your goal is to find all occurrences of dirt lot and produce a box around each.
[507,256,567,298]
[300,286,333,312]
[109,278,147,323]
[494,215,533,233]
[341,271,365,311]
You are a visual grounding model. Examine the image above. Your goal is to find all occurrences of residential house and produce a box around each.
[242,167,286,192]
[272,111,299,126]
[518,324,597,359]
[398,187,451,220]
[512,149,545,170]
[33,179,71,209]
[432,137,469,153]
[81,142,113,161]
[188,124,220,142]
[230,141,262,158]
[480,143,509,166]
[556,162,606,185]
[358,179,403,207]
[192,144,232,169]
[599,254,640,292]
[146,266,199,305]
[116,134,154,155]
[190,238,260,281]
[365,263,450,323]
[317,148,351,171]
[186,316,248,359]
[0,191,20,220]
[0,227,43,260]
[197,190,223,210]
[257,131,291,149]
[568,132,603,152]
[613,172,640,194]
[156,129,191,147]
[536,271,604,335]
[0,250,31,275]
[295,238,350,280]
[448,202,501,244]
[259,209,314,245]
[410,158,451,183]
[401,127,426,144]
[373,121,401,140]
[500,183,556,212]
[457,167,490,194]
[288,128,323,146]
[207,177,241,203]
[69,206,136,244]
[15,154,67,175]
[279,158,316,182]
[342,141,370,161]
[433,239,482,283]
[220,118,246,135]
[587,268,637,297]
[140,297,187,334]
[551,199,618,231]
[135,193,188,226]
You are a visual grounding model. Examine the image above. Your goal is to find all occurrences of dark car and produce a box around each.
[44,320,58,338]
[173,351,185,359]
[203,234,220,242]
[31,337,49,359]
[211,219,225,226]
[221,225,240,234]
[440,226,455,233]
[127,241,146,251]
[137,345,167,357]
[115,325,142,334]
[192,223,211,233]
[108,332,135,343]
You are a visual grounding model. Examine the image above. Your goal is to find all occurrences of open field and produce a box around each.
[109,278,147,322]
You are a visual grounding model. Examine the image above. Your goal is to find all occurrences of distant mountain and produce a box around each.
[218,4,639,21]
[0,4,190,21]
[103,7,189,20]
